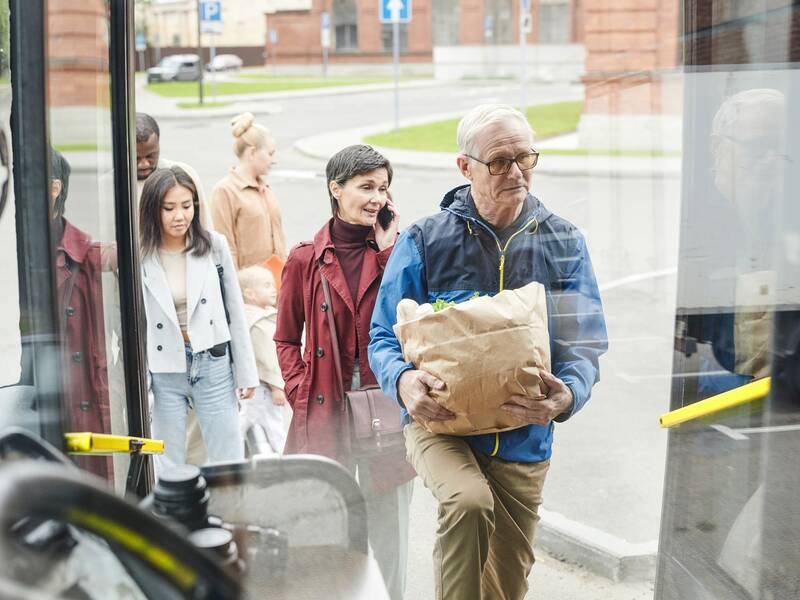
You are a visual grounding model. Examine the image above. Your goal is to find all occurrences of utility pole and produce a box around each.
[196,0,204,105]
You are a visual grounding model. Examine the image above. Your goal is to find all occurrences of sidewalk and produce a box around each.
[135,76,444,121]
[294,115,682,179]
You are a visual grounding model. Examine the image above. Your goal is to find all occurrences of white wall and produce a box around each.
[433,44,585,83]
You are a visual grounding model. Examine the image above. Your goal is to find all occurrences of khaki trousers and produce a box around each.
[405,422,549,600]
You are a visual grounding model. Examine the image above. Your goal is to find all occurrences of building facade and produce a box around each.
[137,0,271,68]
[264,0,583,63]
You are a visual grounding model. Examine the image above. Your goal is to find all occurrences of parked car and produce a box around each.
[206,54,243,72]
[147,54,201,83]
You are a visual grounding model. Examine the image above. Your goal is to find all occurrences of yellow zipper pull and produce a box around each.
[499,254,506,291]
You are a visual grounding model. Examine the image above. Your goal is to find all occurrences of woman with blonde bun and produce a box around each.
[210,112,287,270]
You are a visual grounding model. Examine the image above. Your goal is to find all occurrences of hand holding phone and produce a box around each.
[374,198,400,250]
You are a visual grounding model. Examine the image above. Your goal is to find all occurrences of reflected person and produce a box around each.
[51,148,113,480]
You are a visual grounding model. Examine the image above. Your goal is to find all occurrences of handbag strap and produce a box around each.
[319,270,347,410]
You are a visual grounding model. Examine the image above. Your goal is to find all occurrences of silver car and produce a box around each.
[147,54,201,83]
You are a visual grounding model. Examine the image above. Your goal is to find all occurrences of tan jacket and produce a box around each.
[210,167,287,269]
[245,304,284,390]
[137,157,213,229]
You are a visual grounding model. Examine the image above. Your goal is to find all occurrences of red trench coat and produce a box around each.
[275,219,414,493]
[56,220,113,480]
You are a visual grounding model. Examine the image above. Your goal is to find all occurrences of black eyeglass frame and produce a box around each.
[464,150,540,175]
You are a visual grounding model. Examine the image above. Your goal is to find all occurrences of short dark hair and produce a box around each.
[139,167,211,258]
[50,148,71,218]
[325,145,393,216]
[136,112,160,143]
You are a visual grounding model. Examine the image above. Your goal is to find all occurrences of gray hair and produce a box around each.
[711,88,785,138]
[325,145,393,216]
[456,104,535,156]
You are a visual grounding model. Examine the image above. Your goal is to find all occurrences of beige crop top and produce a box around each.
[159,248,188,331]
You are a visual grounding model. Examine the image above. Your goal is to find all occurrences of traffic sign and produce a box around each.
[379,0,411,24]
[135,34,146,52]
[320,11,331,49]
[200,1,222,34]
[269,29,278,45]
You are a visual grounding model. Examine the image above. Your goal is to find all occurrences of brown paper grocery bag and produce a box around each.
[393,281,551,435]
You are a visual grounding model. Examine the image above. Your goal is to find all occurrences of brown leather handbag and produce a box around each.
[319,272,406,458]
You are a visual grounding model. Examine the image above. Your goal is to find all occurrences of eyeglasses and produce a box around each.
[465,151,539,176]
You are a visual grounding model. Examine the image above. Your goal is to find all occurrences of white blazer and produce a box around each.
[141,231,258,389]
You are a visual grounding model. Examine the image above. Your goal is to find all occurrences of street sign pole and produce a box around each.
[392,13,399,131]
[381,0,410,131]
[320,11,330,78]
[196,0,204,105]
[519,0,530,112]
[210,38,217,103]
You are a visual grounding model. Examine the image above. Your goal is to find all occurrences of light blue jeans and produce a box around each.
[150,344,243,474]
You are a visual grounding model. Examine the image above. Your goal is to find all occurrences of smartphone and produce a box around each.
[377,204,394,230]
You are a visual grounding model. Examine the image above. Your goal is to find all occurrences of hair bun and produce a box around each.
[231,112,255,138]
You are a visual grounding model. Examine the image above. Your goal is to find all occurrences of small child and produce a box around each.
[237,266,291,455]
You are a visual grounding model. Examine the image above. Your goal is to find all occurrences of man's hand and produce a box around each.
[270,385,287,406]
[500,370,573,426]
[398,369,455,422]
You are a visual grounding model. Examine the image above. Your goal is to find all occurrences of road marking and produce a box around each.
[617,369,732,383]
[711,422,800,440]
[599,267,677,292]
[270,168,323,180]
[710,424,749,440]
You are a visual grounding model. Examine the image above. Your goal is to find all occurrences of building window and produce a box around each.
[335,24,358,50]
[381,23,408,52]
[333,0,358,51]
[485,0,513,44]
[172,34,181,46]
[431,0,459,46]
[539,0,570,44]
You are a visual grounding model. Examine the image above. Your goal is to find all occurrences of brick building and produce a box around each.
[577,0,682,150]
[265,0,583,63]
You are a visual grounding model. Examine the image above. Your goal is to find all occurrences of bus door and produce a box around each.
[0,0,149,494]
[656,2,800,598]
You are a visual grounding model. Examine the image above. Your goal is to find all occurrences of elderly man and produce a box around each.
[368,104,607,600]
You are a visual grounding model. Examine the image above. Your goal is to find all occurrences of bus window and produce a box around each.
[0,1,142,495]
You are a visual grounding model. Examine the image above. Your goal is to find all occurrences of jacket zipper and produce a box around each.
[467,214,539,455]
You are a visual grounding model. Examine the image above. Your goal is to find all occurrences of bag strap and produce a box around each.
[319,269,347,409]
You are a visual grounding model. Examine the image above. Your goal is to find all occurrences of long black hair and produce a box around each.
[139,166,211,258]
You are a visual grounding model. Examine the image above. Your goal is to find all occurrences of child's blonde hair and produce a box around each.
[230,112,272,158]
[238,265,275,296]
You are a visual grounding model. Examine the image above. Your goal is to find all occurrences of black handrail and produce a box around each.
[108,0,151,496]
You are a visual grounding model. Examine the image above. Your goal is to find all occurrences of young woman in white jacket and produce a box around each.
[140,166,259,470]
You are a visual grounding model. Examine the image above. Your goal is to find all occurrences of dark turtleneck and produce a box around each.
[332,217,372,302]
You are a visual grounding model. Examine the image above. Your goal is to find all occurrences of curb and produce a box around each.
[537,508,658,582]
[294,115,682,179]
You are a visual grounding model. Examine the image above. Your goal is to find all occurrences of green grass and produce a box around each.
[146,77,399,97]
[365,101,584,153]
[176,101,232,109]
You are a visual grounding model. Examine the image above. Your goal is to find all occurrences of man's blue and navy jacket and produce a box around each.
[368,184,608,463]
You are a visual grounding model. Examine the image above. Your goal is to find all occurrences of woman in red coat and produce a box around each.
[275,145,413,600]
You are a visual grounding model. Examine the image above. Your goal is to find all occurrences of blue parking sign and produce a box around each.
[201,1,221,23]
[379,0,411,24]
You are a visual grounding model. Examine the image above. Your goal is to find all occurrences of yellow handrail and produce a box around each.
[65,432,165,455]
[659,377,771,428]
